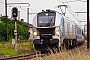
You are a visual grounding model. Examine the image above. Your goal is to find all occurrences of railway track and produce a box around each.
[0,51,46,60]
[0,53,35,60]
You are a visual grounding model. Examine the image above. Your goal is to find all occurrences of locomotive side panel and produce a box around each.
[64,18,68,37]
[33,15,37,27]
[55,12,62,26]
[72,22,76,38]
[76,25,84,43]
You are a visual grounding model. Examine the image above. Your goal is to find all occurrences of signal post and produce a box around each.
[12,7,18,51]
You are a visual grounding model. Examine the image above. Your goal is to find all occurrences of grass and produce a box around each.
[32,43,90,60]
[0,43,22,56]
[33,49,90,60]
[19,41,35,51]
[0,40,34,56]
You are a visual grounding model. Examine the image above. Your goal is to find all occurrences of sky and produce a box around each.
[0,0,87,26]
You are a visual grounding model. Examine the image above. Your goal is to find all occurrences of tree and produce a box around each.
[0,16,29,41]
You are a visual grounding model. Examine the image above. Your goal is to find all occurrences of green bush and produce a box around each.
[0,16,29,41]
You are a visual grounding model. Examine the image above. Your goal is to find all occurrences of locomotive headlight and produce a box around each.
[34,31,38,36]
[55,27,61,36]
[55,30,60,35]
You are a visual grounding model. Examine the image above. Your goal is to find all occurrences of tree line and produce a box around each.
[0,16,30,41]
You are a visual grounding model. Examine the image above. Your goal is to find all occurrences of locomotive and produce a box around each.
[31,9,84,51]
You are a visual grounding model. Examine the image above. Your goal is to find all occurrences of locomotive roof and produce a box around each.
[38,9,56,14]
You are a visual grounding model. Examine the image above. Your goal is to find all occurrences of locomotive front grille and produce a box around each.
[40,34,52,39]
[40,34,52,44]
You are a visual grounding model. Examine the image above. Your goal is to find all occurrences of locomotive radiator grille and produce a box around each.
[40,34,52,39]
[40,34,52,44]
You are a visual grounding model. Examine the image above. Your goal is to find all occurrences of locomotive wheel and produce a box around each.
[34,44,40,50]
[63,40,70,50]
[74,39,77,47]
[72,39,77,47]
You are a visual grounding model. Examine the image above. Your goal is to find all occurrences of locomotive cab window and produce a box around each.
[37,12,56,27]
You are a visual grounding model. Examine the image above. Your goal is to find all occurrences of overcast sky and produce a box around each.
[0,0,87,25]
